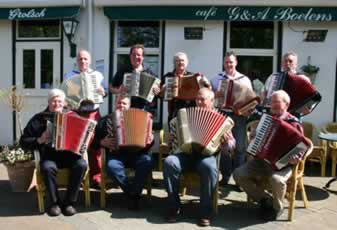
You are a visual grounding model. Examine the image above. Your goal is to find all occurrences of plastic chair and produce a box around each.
[34,150,90,213]
[99,148,152,208]
[302,121,327,176]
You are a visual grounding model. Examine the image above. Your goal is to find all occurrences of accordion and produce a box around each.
[123,72,160,103]
[61,72,104,110]
[264,72,321,115]
[48,112,97,155]
[109,108,153,152]
[170,107,234,156]
[215,78,260,115]
[247,113,310,170]
[164,74,203,101]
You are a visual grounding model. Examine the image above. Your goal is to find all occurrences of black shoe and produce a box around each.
[165,208,180,223]
[48,204,61,217]
[198,217,211,227]
[127,197,140,211]
[219,179,229,187]
[91,182,101,190]
[233,184,244,192]
[62,205,77,216]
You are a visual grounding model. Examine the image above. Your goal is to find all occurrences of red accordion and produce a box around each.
[247,114,310,170]
[215,79,260,116]
[110,108,153,152]
[265,72,321,115]
[51,112,97,155]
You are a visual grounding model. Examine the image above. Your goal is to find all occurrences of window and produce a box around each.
[113,21,162,128]
[17,20,60,39]
[227,22,278,85]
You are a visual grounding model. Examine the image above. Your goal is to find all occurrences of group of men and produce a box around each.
[19,44,310,227]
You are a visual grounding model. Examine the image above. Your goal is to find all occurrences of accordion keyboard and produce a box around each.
[247,114,273,154]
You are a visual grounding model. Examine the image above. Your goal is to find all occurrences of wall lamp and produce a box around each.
[62,19,79,58]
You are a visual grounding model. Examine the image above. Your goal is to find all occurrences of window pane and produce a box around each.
[230,22,274,49]
[18,20,60,38]
[237,55,273,83]
[23,50,35,88]
[41,49,53,89]
[117,21,160,47]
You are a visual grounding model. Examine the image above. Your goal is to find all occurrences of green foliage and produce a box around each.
[300,64,320,75]
[0,143,32,165]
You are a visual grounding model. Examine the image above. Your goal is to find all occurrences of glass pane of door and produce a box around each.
[23,50,35,88]
[40,49,53,89]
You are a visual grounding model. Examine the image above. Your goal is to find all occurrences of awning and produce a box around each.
[103,6,337,22]
[0,7,80,20]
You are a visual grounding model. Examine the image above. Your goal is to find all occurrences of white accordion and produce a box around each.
[170,107,234,156]
[61,72,104,110]
[164,74,203,101]
[123,72,160,102]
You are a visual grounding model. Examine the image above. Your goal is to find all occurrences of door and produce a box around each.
[15,42,60,138]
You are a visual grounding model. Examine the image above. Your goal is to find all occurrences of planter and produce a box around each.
[5,161,35,192]
[304,72,317,84]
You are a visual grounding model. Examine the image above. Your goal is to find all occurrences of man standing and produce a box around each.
[64,49,106,188]
[110,44,160,109]
[210,51,253,187]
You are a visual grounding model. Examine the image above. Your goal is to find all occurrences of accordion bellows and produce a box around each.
[164,74,203,101]
[52,112,97,155]
[174,107,234,155]
[113,108,153,152]
[247,113,310,170]
[215,79,260,115]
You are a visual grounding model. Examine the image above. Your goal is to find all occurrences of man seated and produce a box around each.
[163,88,235,227]
[20,89,88,217]
[91,95,153,210]
[233,90,305,221]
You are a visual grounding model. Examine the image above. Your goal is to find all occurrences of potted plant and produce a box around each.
[0,143,35,192]
[300,56,320,83]
[0,86,34,192]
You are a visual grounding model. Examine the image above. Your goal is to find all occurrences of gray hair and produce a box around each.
[48,88,65,101]
[272,90,290,105]
[173,52,189,67]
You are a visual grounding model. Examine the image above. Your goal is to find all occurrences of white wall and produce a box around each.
[163,20,224,124]
[0,21,13,145]
[282,21,337,128]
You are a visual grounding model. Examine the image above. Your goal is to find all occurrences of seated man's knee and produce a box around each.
[76,159,88,171]
[41,160,57,173]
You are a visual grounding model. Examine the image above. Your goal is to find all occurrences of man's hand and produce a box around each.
[96,86,106,96]
[100,135,117,151]
[109,85,128,94]
[152,84,161,96]
[288,154,301,165]
[37,130,52,144]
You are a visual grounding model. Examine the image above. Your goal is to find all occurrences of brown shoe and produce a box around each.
[62,205,77,216]
[198,217,211,227]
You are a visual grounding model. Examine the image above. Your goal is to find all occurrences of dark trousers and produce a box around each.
[40,152,87,205]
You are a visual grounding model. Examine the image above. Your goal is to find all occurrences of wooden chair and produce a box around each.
[247,138,313,221]
[159,129,220,214]
[159,127,170,171]
[323,122,337,177]
[34,150,90,213]
[302,121,327,176]
[99,148,152,208]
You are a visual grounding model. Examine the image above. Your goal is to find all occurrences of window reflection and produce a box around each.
[23,50,35,88]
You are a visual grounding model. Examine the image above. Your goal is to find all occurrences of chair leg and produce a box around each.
[298,178,309,208]
[84,176,91,208]
[37,190,45,213]
[100,182,106,208]
[213,184,218,215]
[332,153,337,177]
[288,179,298,221]
[321,157,326,177]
